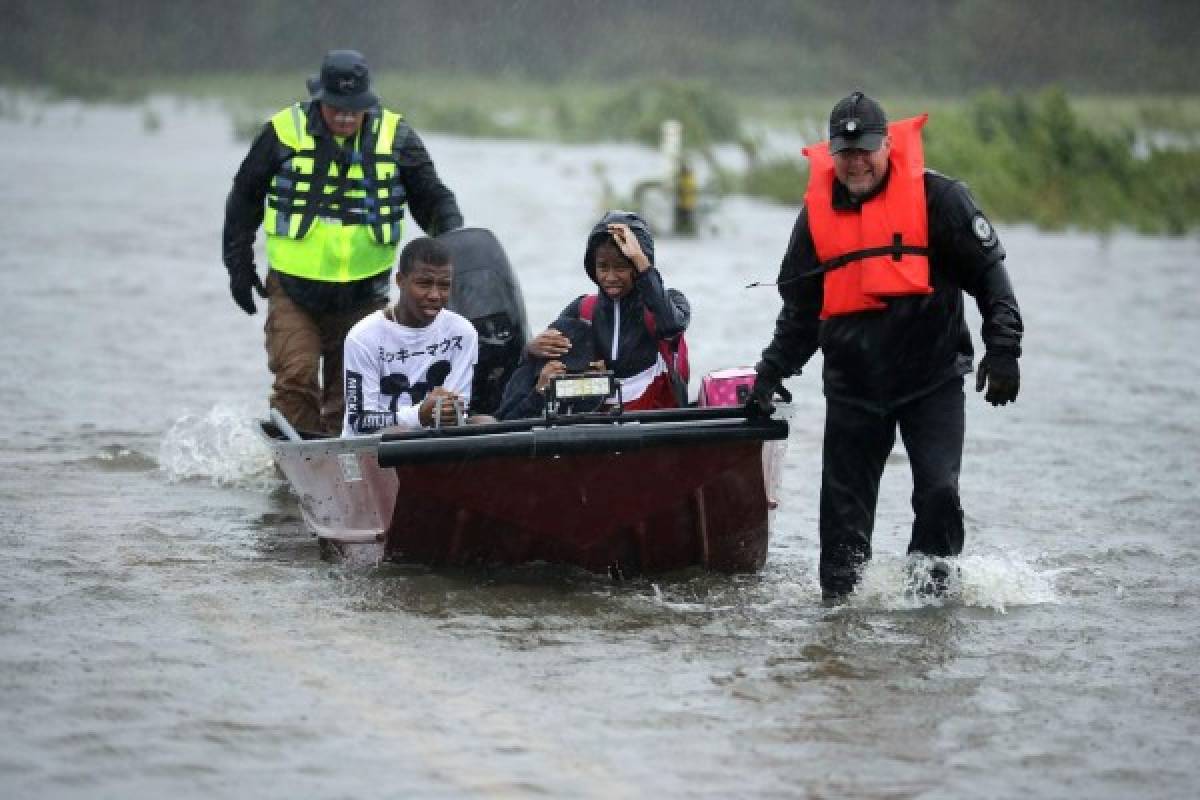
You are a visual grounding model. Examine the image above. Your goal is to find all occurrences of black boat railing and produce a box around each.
[381,405,767,442]
[376,406,788,467]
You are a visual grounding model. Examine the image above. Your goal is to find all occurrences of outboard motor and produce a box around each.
[438,227,530,415]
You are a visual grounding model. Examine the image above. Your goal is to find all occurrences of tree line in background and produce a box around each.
[3,0,1197,232]
[741,89,1200,234]
[3,0,1198,95]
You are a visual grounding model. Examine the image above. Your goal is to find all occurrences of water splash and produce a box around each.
[649,582,737,614]
[86,444,160,472]
[158,403,277,488]
[851,551,1060,613]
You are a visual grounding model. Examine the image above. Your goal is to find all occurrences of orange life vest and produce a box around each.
[803,114,932,319]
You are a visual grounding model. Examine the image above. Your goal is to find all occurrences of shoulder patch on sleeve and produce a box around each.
[971,212,998,248]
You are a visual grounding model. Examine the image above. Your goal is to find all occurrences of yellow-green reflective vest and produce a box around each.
[264,103,407,282]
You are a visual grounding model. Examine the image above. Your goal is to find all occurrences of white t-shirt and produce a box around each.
[342,308,478,436]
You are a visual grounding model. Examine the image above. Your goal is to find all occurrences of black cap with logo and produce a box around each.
[306,50,379,111]
[828,91,888,154]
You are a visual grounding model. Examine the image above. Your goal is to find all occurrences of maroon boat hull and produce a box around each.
[260,408,788,574]
[384,438,771,574]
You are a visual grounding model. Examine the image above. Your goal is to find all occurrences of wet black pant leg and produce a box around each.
[898,378,965,558]
[819,399,896,594]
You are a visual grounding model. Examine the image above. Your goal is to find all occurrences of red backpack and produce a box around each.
[579,294,690,406]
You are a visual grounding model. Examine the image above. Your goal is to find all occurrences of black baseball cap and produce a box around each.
[306,50,379,111]
[828,91,888,154]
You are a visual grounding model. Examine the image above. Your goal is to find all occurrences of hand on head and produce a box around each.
[606,223,650,272]
[418,386,464,428]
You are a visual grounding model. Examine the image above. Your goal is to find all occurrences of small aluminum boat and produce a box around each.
[257,224,790,574]
[259,404,788,574]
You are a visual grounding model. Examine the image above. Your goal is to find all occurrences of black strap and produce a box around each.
[814,233,929,274]
[357,111,389,242]
[294,142,334,240]
[313,136,357,237]
[747,234,929,289]
[271,112,406,236]
[273,170,393,200]
[266,196,405,224]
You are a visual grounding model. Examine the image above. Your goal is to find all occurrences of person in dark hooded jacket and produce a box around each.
[495,317,604,420]
[525,211,691,410]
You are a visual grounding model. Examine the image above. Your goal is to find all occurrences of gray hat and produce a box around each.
[828,91,888,154]
[306,50,379,111]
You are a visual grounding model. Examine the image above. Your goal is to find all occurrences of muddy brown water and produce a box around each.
[1,95,1197,798]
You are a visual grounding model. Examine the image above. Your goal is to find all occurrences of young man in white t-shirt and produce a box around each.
[342,237,479,436]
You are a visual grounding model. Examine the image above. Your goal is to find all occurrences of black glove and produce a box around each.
[975,352,1019,406]
[746,373,780,417]
[229,265,267,315]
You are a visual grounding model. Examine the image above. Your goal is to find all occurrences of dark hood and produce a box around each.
[583,210,656,286]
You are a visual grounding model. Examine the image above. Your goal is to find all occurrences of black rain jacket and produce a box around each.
[757,170,1023,412]
[560,213,689,381]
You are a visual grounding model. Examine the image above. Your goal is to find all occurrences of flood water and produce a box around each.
[1,94,1198,799]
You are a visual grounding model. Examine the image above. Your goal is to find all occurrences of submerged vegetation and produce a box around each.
[743,89,1200,235]
[4,0,1198,233]
[8,67,1199,234]
[159,71,745,148]
[211,75,1200,234]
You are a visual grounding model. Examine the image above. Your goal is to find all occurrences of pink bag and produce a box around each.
[698,367,757,408]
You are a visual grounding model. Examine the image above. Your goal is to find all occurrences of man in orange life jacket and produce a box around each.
[748,92,1024,601]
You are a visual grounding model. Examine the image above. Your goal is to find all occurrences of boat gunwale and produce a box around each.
[259,406,790,461]
[378,415,787,466]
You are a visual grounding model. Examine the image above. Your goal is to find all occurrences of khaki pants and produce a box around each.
[264,272,387,435]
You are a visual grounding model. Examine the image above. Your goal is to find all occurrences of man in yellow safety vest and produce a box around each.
[222,49,463,434]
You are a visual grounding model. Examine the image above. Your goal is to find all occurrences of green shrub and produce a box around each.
[417,102,527,139]
[38,65,143,103]
[738,88,1200,233]
[741,157,807,206]
[17,66,1192,233]
[581,80,742,147]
